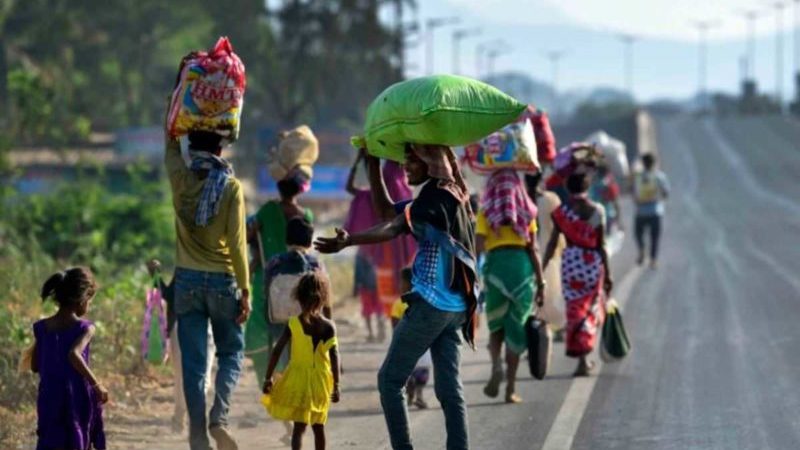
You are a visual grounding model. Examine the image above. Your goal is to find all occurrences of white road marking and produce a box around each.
[540,265,645,450]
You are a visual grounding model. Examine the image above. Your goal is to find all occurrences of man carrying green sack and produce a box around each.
[352,75,526,162]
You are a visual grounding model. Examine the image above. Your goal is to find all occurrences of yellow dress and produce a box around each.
[261,316,338,425]
[390,299,409,320]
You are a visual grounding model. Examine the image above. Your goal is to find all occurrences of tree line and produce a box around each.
[0,0,413,147]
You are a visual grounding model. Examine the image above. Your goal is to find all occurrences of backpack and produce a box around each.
[635,172,660,203]
[266,251,316,324]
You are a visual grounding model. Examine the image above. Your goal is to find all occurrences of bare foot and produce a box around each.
[505,392,522,404]
[573,360,596,377]
[483,366,503,398]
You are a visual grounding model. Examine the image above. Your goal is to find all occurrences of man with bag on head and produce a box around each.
[164,52,250,449]
[316,144,478,450]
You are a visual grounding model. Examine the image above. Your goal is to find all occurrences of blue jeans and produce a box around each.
[378,294,468,450]
[175,268,244,450]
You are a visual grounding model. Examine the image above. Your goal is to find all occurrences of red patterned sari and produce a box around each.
[552,202,606,357]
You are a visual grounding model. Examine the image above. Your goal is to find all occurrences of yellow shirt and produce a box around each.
[165,138,249,288]
[476,211,537,252]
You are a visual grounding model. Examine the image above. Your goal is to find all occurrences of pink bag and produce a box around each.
[167,37,246,141]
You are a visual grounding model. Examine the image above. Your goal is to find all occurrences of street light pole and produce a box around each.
[617,34,637,99]
[425,17,460,75]
[486,47,511,79]
[452,28,481,75]
[545,50,566,96]
[690,20,719,112]
[767,2,786,110]
[545,50,566,117]
[737,10,760,80]
[475,40,505,79]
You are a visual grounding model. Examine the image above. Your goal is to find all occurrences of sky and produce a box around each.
[402,0,800,101]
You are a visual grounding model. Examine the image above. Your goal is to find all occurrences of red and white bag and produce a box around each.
[167,37,246,141]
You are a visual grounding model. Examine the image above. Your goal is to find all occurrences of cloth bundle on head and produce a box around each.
[481,169,538,241]
[267,125,319,182]
[554,142,602,178]
[191,151,234,227]
[409,144,471,207]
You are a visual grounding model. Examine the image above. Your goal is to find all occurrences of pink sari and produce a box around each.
[343,161,416,309]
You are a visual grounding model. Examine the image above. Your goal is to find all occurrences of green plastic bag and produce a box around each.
[601,299,631,361]
[352,75,526,162]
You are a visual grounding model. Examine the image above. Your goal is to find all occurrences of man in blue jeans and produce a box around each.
[316,144,478,450]
[165,126,250,450]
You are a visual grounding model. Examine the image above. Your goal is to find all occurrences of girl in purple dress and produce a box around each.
[31,267,108,450]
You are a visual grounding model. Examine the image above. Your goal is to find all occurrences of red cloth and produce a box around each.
[522,106,556,164]
[480,169,537,240]
[359,288,383,318]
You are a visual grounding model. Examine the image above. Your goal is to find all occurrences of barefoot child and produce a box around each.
[31,267,108,450]
[262,272,341,450]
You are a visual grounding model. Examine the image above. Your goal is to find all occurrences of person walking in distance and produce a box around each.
[633,153,670,269]
[165,123,250,449]
[316,144,478,450]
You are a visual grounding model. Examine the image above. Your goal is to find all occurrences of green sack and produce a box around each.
[601,299,631,362]
[352,75,526,162]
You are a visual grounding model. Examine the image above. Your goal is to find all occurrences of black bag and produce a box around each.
[526,315,552,380]
[601,299,631,362]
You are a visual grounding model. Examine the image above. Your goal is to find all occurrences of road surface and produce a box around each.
[114,115,800,450]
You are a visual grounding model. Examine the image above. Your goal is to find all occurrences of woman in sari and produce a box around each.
[543,171,613,376]
[344,151,416,343]
[245,167,313,384]
[479,169,545,403]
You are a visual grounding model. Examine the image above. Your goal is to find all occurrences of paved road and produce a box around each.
[572,116,800,450]
[119,115,800,450]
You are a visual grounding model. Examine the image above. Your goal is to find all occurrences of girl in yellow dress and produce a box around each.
[262,272,341,450]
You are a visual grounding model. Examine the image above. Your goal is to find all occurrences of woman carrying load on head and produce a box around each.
[344,149,416,343]
[542,167,613,377]
[478,169,545,403]
[245,127,316,386]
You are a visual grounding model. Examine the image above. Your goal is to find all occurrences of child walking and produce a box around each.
[262,272,341,450]
[145,259,214,434]
[389,268,431,409]
[31,267,108,450]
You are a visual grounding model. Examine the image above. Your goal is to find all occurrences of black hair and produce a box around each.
[400,267,413,284]
[277,178,302,199]
[524,172,543,201]
[188,130,223,153]
[642,153,656,169]
[286,217,314,248]
[41,267,97,307]
[469,194,479,214]
[294,271,330,318]
[566,172,590,194]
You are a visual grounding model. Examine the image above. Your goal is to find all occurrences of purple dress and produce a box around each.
[34,319,106,450]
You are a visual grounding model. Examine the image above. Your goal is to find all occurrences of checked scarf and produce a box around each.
[481,169,537,241]
[190,151,234,227]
